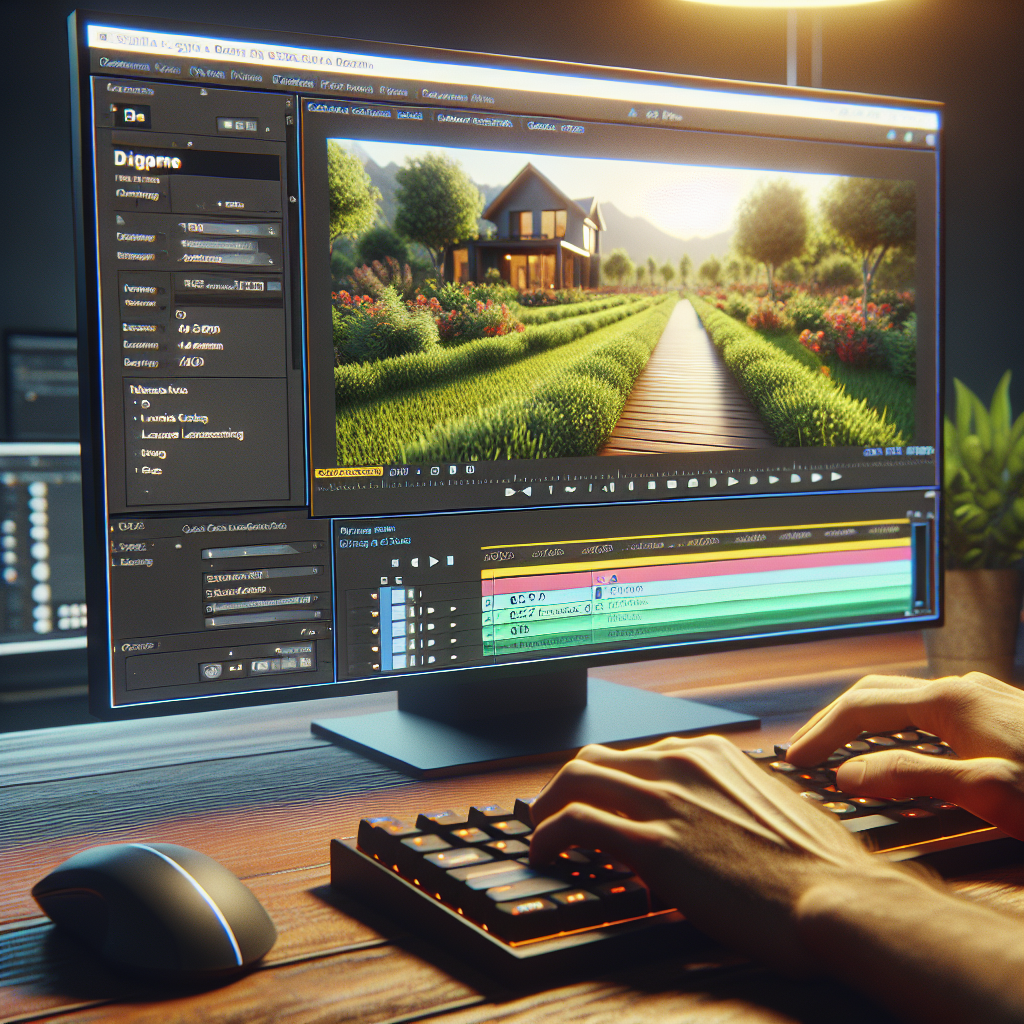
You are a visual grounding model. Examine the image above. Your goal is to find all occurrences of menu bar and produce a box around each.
[86,23,940,133]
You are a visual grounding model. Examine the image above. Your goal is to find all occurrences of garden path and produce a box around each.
[599,299,773,454]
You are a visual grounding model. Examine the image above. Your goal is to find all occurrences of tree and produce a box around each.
[679,254,692,287]
[394,152,483,281]
[602,248,633,287]
[698,255,723,287]
[821,177,916,308]
[647,256,658,290]
[734,179,809,300]
[356,225,410,268]
[327,141,381,253]
[660,262,676,288]
[724,255,743,284]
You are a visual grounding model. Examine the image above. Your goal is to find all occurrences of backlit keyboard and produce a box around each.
[744,729,994,855]
[330,729,1006,981]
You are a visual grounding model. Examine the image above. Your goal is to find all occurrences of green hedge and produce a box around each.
[689,295,905,447]
[517,293,643,325]
[400,298,675,461]
[335,296,659,407]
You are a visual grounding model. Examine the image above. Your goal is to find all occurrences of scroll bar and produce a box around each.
[911,521,933,613]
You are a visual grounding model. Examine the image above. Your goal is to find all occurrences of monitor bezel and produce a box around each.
[68,9,945,722]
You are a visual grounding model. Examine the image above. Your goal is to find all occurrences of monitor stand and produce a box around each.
[311,670,759,778]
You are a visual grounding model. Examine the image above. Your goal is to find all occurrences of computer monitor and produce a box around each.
[68,11,942,775]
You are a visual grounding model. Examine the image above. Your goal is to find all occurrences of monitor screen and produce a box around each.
[0,443,87,656]
[69,13,942,739]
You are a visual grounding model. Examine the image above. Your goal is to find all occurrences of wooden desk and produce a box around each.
[3,633,1022,1024]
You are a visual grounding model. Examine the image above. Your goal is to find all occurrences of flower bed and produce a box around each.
[690,295,905,448]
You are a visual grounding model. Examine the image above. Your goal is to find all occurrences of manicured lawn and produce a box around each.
[336,300,672,464]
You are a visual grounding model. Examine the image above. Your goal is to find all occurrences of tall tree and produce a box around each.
[679,254,692,288]
[327,141,381,253]
[821,177,916,308]
[734,179,809,300]
[602,248,633,287]
[647,256,658,290]
[698,255,723,287]
[660,262,676,288]
[394,152,483,281]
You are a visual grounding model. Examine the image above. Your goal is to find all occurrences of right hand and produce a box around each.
[786,672,1024,839]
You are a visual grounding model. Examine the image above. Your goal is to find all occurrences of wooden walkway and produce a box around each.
[600,299,773,454]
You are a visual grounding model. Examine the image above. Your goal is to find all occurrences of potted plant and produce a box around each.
[926,372,1024,679]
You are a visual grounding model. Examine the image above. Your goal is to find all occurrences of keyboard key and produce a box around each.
[488,818,532,836]
[849,797,889,808]
[866,735,897,747]
[592,878,650,918]
[401,834,451,853]
[424,847,492,868]
[898,809,935,820]
[800,791,825,802]
[769,760,797,772]
[552,888,600,908]
[743,748,776,760]
[491,897,561,940]
[449,827,491,845]
[822,801,857,816]
[452,861,537,890]
[358,817,422,860]
[891,732,920,743]
[795,770,831,785]
[486,875,570,902]
[556,849,591,865]
[485,839,530,857]
[512,797,536,824]
[774,742,791,756]
[469,805,512,825]
[417,809,471,831]
[843,740,871,752]
[912,743,944,755]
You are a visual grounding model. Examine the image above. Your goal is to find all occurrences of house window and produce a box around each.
[582,225,591,252]
[512,211,533,239]
[452,248,469,283]
[541,209,567,239]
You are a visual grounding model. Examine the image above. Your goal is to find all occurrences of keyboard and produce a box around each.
[330,729,1006,983]
[745,728,996,857]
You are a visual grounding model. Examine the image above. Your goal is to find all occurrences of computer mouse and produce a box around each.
[32,842,277,982]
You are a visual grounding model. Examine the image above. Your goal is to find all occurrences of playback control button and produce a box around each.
[199,660,245,681]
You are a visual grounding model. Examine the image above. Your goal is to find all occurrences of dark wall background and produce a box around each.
[2,0,1022,414]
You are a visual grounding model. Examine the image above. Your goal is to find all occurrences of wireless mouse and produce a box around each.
[32,842,277,982]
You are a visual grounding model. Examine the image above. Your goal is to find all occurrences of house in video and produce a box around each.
[450,163,605,289]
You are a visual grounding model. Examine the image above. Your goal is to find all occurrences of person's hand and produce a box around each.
[786,673,1024,840]
[529,735,910,975]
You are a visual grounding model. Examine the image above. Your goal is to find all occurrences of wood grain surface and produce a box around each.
[3,635,1021,1024]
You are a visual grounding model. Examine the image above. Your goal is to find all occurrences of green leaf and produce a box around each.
[990,370,1012,436]
[971,393,992,450]
[953,378,973,445]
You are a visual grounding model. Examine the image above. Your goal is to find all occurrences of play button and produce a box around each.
[727,477,738,486]
[831,472,842,481]
[768,475,779,484]
[811,473,822,482]
[428,556,439,567]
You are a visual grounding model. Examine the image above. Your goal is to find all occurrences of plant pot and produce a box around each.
[924,568,1024,681]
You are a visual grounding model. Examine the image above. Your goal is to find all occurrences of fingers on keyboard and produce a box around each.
[358,801,651,940]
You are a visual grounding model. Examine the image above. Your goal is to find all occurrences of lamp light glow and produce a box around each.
[680,1,888,7]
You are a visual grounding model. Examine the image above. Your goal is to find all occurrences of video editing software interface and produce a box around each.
[71,14,942,715]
